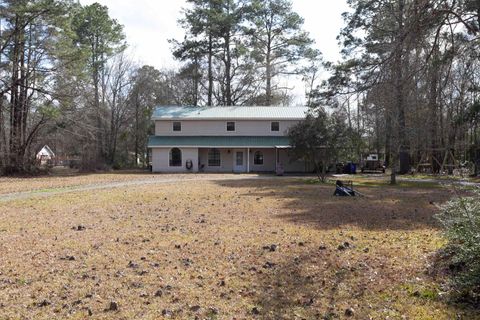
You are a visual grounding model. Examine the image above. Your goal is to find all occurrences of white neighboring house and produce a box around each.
[36,145,55,165]
[148,106,312,173]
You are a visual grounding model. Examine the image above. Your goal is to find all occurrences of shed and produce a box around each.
[36,145,55,165]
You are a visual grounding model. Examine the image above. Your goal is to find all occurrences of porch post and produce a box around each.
[247,148,250,173]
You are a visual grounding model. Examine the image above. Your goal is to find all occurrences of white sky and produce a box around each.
[79,0,350,103]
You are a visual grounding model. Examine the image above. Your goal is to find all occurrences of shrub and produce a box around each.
[435,189,480,304]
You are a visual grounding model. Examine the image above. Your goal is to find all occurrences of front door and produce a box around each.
[233,149,246,172]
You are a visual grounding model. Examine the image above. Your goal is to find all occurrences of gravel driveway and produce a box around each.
[0,174,273,202]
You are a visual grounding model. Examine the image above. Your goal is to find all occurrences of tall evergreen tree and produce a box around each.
[72,2,125,168]
[0,0,77,173]
[173,0,223,106]
[244,0,313,105]
[174,0,260,106]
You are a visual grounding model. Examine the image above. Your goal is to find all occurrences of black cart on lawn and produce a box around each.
[333,180,367,197]
[333,180,355,196]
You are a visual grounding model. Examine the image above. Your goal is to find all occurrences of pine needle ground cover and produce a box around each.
[0,175,477,319]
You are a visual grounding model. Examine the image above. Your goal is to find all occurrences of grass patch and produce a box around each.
[30,186,76,194]
[302,177,441,189]
[403,283,440,300]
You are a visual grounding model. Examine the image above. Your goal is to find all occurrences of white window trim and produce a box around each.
[253,150,264,166]
[207,148,221,167]
[226,121,236,132]
[169,148,182,167]
[172,121,182,132]
[271,121,280,132]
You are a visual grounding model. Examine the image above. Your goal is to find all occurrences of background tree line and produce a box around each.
[0,0,318,174]
[0,0,178,172]
[0,0,479,176]
[170,0,317,106]
[294,0,480,183]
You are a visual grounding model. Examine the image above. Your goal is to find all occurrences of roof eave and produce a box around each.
[148,145,288,148]
[151,117,305,121]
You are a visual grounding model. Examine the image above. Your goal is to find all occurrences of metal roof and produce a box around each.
[37,145,55,157]
[152,106,309,120]
[148,136,291,148]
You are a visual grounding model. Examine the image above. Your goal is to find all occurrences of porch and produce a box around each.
[198,148,276,173]
[148,136,311,173]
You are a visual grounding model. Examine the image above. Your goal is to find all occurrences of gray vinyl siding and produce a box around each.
[155,120,299,136]
[198,148,233,172]
[249,148,276,172]
[151,148,198,173]
[151,147,311,173]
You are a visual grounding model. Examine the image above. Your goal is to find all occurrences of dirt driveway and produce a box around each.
[0,173,269,202]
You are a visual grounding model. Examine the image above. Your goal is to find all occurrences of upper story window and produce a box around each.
[226,121,235,132]
[271,121,280,132]
[173,121,181,131]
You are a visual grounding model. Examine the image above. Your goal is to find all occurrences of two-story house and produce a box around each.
[147,106,310,173]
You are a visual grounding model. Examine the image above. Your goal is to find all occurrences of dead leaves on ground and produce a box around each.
[0,177,476,319]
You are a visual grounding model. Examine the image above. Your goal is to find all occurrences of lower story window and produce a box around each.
[254,151,264,165]
[169,148,182,167]
[208,148,221,166]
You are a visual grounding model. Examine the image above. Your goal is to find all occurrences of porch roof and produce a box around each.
[148,136,291,148]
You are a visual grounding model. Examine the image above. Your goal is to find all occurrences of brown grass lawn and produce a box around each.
[0,174,477,319]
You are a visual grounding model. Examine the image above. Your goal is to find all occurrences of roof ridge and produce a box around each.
[154,105,308,108]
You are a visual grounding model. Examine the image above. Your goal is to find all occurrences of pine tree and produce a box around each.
[244,0,313,105]
[0,0,77,173]
[72,3,125,169]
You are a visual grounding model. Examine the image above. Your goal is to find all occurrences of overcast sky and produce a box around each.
[78,0,350,103]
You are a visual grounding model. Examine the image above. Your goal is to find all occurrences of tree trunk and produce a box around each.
[134,93,140,167]
[92,36,104,169]
[429,44,440,173]
[0,18,4,170]
[321,160,327,182]
[9,15,23,172]
[265,35,272,106]
[207,33,213,106]
[0,95,4,169]
[394,0,410,175]
[109,90,116,165]
[390,165,397,184]
[390,146,398,185]
[224,32,232,106]
[193,56,199,106]
[385,109,392,167]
